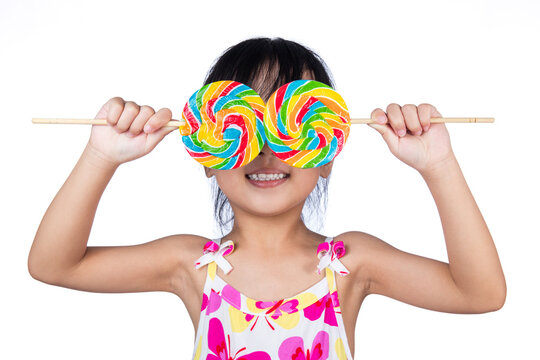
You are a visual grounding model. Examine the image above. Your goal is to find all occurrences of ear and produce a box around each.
[204,166,215,178]
[319,160,334,178]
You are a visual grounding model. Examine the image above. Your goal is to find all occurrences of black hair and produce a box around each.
[203,37,335,236]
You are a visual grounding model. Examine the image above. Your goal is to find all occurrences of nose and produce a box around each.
[255,143,290,169]
[258,143,272,156]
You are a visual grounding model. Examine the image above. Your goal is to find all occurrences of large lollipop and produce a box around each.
[264,80,350,168]
[180,80,266,169]
[32,81,494,169]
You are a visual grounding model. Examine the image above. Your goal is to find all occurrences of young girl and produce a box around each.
[28,37,506,359]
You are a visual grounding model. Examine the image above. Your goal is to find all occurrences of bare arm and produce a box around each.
[28,145,185,293]
[349,154,505,313]
[28,144,118,284]
[420,154,505,310]
[355,103,506,313]
[28,98,188,294]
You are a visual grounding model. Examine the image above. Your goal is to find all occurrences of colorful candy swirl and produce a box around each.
[180,81,266,169]
[263,80,351,168]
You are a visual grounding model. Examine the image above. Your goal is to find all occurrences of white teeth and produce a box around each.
[247,173,287,181]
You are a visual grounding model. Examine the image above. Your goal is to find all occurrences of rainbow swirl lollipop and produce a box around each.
[263,80,351,168]
[180,81,266,169]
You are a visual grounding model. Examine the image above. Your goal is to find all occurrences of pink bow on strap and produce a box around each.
[316,240,350,276]
[194,240,235,274]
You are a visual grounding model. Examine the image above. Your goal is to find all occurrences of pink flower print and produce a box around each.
[303,292,337,326]
[278,331,329,360]
[201,289,222,315]
[201,293,208,312]
[207,317,270,360]
[222,284,242,309]
[246,299,299,330]
[330,290,340,308]
[257,299,299,319]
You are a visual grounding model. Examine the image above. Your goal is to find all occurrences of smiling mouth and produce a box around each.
[245,173,290,181]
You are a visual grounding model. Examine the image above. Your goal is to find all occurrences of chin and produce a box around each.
[238,199,303,217]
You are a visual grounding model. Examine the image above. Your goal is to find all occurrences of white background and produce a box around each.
[1,0,538,358]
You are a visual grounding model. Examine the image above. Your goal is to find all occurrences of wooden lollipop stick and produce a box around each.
[351,117,494,124]
[32,117,494,126]
[31,118,185,127]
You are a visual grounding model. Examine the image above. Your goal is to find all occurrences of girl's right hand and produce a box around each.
[86,97,178,166]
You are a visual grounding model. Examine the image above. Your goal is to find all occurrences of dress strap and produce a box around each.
[316,236,350,276]
[194,237,235,275]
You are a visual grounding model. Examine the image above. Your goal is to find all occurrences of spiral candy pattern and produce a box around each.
[263,80,351,168]
[180,81,266,169]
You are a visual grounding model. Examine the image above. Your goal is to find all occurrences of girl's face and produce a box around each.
[204,143,333,217]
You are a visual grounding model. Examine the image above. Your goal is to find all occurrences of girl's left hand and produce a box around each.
[368,103,454,175]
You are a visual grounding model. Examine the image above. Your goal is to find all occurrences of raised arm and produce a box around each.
[420,153,505,311]
[346,103,506,313]
[28,98,189,294]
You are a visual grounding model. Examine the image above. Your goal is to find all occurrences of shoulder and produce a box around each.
[334,230,387,256]
[333,231,394,286]
[142,233,213,282]
[152,233,214,297]
[155,233,212,266]
[334,230,392,247]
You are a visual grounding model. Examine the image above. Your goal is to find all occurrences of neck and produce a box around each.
[224,203,318,251]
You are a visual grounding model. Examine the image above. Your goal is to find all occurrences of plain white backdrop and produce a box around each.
[1,0,538,358]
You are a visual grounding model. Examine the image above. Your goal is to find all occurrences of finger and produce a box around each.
[116,101,140,132]
[402,104,422,136]
[418,103,442,132]
[98,97,124,127]
[417,104,432,132]
[143,107,173,134]
[386,103,406,137]
[128,105,155,136]
[370,108,388,125]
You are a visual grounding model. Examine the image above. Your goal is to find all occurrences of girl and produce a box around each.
[28,37,506,359]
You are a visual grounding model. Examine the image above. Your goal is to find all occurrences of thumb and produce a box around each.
[145,125,178,152]
[367,122,387,136]
[154,125,179,140]
[368,122,398,149]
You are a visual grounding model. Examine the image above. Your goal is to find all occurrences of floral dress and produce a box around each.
[192,236,354,359]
